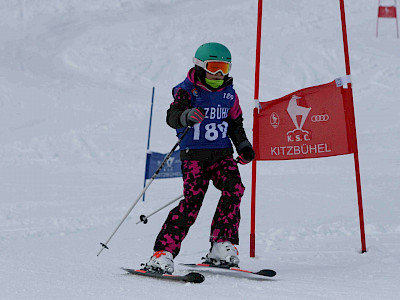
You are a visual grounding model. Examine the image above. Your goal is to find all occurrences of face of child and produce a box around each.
[205,71,225,80]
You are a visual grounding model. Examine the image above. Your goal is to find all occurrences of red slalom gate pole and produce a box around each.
[339,0,367,253]
[250,0,263,258]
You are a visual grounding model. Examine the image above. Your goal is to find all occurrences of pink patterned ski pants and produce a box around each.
[153,157,245,258]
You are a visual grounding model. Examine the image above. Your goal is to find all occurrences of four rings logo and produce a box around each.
[311,114,329,122]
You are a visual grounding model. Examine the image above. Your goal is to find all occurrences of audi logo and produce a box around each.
[311,114,329,122]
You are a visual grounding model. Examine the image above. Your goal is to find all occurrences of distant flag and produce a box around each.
[376,0,399,38]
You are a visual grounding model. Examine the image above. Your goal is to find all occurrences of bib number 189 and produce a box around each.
[193,121,228,141]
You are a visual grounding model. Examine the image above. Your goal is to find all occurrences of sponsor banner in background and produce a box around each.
[145,150,182,179]
[256,80,354,160]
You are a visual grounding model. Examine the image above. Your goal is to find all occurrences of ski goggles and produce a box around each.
[193,58,231,75]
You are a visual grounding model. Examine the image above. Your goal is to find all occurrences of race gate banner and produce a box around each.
[378,5,397,18]
[144,150,182,179]
[255,78,356,160]
[376,0,399,38]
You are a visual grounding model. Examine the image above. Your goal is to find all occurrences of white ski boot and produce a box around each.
[144,250,174,274]
[203,241,240,267]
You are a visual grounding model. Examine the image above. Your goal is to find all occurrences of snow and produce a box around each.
[1,0,399,299]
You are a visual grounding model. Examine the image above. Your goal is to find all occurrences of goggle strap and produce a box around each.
[193,57,206,69]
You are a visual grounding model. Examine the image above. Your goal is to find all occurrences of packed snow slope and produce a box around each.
[1,0,399,299]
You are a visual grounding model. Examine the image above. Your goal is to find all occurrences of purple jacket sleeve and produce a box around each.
[166,87,192,129]
[228,93,243,120]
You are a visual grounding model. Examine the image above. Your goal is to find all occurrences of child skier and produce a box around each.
[144,42,255,274]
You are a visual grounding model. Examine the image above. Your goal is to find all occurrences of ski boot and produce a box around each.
[144,250,174,274]
[203,241,240,267]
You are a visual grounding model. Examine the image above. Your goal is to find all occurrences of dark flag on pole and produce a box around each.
[142,87,183,202]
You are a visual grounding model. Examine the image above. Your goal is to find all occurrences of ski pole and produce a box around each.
[97,127,191,256]
[136,194,184,224]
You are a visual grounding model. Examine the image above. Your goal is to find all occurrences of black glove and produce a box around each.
[236,140,255,165]
[180,107,206,127]
[175,88,191,102]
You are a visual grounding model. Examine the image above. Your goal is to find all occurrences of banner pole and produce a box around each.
[254,0,263,102]
[396,0,399,38]
[250,111,259,258]
[250,0,263,258]
[147,87,155,150]
[142,87,156,202]
[339,0,367,253]
[376,0,380,37]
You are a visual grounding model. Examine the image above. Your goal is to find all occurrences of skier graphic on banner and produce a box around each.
[286,95,312,143]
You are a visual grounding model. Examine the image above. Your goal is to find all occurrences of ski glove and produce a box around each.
[236,140,255,165]
[175,88,191,102]
[180,107,206,127]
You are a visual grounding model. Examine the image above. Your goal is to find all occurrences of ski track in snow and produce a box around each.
[1,0,400,299]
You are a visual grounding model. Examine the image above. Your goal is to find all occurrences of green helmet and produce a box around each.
[194,42,231,63]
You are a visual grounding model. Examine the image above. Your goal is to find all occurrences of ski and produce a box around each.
[122,268,205,283]
[180,263,276,278]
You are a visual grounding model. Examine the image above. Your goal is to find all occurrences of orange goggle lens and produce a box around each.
[205,61,231,75]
